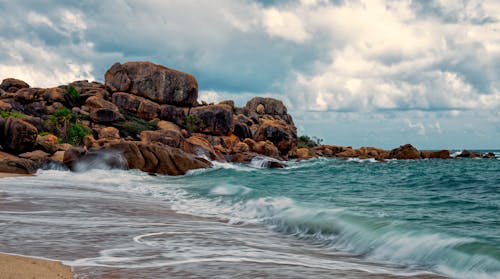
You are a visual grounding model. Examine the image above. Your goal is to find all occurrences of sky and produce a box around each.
[0,0,499,149]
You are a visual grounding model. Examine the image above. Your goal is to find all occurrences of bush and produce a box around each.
[66,123,92,145]
[298,135,323,149]
[65,85,80,99]
[184,115,204,133]
[114,113,157,139]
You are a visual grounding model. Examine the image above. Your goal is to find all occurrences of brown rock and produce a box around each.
[98,127,120,139]
[219,100,235,110]
[0,117,38,154]
[43,88,66,104]
[159,104,187,126]
[457,150,481,158]
[232,142,250,153]
[19,150,50,164]
[420,150,450,159]
[245,139,280,158]
[253,119,297,155]
[63,146,87,170]
[181,135,225,161]
[0,152,37,174]
[36,134,59,154]
[86,96,124,123]
[336,148,360,158]
[51,151,66,164]
[246,97,287,115]
[388,144,421,159]
[294,148,314,160]
[0,100,12,111]
[139,121,183,147]
[189,104,233,136]
[1,78,29,93]
[105,62,198,106]
[112,92,160,120]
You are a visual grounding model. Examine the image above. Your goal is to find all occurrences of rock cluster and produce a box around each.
[293,143,494,161]
[0,61,298,175]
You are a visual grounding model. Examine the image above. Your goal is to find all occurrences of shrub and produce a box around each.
[66,123,92,145]
[65,85,80,99]
[184,115,204,133]
[0,110,25,118]
[298,135,323,149]
[38,132,50,136]
[114,113,157,139]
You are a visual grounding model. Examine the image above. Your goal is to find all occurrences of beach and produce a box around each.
[0,253,73,279]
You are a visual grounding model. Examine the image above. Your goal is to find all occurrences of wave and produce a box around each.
[166,190,500,279]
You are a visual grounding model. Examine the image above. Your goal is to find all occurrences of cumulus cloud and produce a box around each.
[0,0,499,147]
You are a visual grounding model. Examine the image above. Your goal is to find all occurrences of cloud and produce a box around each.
[0,0,499,147]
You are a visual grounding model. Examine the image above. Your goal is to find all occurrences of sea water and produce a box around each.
[0,153,499,278]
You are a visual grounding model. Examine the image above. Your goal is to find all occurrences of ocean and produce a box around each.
[0,153,499,278]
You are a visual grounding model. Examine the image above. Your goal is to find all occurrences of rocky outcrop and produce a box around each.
[1,78,29,93]
[105,62,198,106]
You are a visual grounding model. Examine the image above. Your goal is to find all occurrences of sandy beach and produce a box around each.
[0,253,74,279]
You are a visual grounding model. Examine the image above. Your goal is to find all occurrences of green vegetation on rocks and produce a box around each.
[0,110,25,118]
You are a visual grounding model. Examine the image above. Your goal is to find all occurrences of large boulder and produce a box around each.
[65,140,210,175]
[140,121,183,148]
[1,78,29,93]
[253,119,297,155]
[388,144,421,159]
[105,62,198,106]
[86,96,124,123]
[0,117,38,154]
[112,92,160,120]
[189,104,233,136]
[159,104,187,126]
[245,97,287,115]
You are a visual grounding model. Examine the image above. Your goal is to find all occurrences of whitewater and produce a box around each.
[0,154,499,278]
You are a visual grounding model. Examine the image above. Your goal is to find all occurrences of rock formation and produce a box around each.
[0,61,494,175]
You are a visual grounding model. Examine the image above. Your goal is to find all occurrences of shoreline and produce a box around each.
[0,172,32,178]
[0,252,74,279]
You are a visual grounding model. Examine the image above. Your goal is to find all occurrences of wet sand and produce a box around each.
[0,172,32,178]
[0,253,74,279]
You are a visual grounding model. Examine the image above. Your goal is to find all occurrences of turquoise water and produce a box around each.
[0,154,499,278]
[168,156,500,278]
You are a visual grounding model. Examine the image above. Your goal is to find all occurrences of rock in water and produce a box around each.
[388,144,421,159]
[105,62,198,106]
